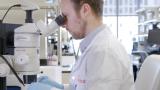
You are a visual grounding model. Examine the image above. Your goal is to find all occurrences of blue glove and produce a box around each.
[28,82,52,90]
[38,76,64,89]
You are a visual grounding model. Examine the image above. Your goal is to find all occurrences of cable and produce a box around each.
[0,4,21,23]
[70,37,80,60]
[70,37,77,60]
[0,55,25,86]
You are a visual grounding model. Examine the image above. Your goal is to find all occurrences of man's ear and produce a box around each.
[80,3,91,18]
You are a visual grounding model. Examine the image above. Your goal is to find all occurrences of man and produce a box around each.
[28,0,135,90]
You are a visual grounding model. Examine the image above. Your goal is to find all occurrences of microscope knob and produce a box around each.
[15,55,29,66]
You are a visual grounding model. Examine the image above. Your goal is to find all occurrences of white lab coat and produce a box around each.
[64,25,135,90]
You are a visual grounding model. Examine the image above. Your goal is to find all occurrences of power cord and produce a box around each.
[0,4,21,23]
[70,37,80,60]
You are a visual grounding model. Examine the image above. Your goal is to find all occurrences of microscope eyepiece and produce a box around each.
[55,15,67,26]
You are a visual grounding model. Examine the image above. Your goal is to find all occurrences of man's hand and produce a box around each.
[27,76,64,90]
[38,76,64,89]
[27,82,53,90]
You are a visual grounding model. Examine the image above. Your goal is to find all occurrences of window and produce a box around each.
[134,0,138,5]
[109,0,112,5]
[119,0,123,6]
[125,0,128,5]
[103,0,139,54]
[104,8,108,14]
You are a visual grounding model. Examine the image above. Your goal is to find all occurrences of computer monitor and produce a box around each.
[148,29,160,45]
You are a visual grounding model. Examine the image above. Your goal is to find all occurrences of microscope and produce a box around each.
[0,0,66,90]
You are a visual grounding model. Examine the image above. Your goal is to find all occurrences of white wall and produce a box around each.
[0,0,49,7]
[0,0,57,24]
[0,9,46,24]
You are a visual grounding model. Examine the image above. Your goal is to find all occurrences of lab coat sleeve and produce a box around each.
[85,45,126,90]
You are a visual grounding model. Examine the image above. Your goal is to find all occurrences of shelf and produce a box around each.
[138,19,160,26]
[135,34,148,37]
[136,7,160,14]
[136,8,146,14]
[137,7,160,26]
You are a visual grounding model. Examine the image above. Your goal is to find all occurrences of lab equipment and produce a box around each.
[0,23,21,90]
[0,63,10,77]
[135,55,160,90]
[13,13,66,82]
[0,0,66,90]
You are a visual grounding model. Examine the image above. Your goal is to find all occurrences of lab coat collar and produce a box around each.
[80,24,106,53]
[72,24,107,73]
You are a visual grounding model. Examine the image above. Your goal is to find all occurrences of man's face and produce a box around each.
[61,0,86,39]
